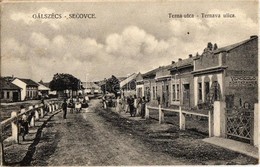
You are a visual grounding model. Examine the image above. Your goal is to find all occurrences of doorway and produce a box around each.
[13,92,19,102]
[183,84,190,108]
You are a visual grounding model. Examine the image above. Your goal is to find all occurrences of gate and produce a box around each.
[226,108,254,144]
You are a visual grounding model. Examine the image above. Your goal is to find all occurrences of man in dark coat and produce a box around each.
[62,99,68,119]
[128,95,135,117]
[141,96,147,119]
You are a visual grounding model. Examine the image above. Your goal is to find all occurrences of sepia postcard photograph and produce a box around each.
[0,0,259,166]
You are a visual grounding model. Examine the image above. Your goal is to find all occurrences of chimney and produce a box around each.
[178,58,182,61]
[250,35,258,39]
[172,61,175,64]
[189,54,192,58]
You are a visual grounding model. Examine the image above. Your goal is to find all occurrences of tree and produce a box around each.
[213,43,218,50]
[207,42,213,51]
[101,75,120,97]
[49,73,81,91]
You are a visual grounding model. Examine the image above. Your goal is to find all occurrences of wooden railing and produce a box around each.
[145,105,213,137]
[0,100,62,165]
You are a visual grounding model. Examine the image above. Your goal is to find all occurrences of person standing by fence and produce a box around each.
[62,99,68,119]
[19,105,29,141]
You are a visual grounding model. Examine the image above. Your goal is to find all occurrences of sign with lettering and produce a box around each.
[227,76,258,87]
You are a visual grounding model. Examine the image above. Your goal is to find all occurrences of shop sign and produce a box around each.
[227,76,257,87]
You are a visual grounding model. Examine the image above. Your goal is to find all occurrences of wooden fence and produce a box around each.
[145,105,213,137]
[0,100,62,165]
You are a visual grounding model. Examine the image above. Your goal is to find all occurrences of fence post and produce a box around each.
[48,104,52,113]
[208,110,214,137]
[159,105,164,124]
[35,105,39,121]
[254,103,258,147]
[11,111,19,143]
[213,101,226,137]
[104,101,107,109]
[179,106,185,130]
[28,106,35,127]
[145,105,149,119]
[0,124,5,166]
[40,108,44,118]
[21,108,26,114]
[52,103,55,111]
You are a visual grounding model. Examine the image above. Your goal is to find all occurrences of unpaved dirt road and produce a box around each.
[30,99,186,166]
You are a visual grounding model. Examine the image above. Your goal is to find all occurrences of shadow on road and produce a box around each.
[5,112,60,166]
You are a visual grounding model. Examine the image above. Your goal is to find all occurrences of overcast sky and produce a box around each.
[1,0,258,82]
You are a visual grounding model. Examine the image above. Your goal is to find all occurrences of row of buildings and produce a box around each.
[119,35,258,110]
[0,77,52,102]
[0,76,103,103]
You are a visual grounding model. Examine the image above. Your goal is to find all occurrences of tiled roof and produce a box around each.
[117,77,127,82]
[214,36,257,54]
[120,73,137,88]
[169,57,193,70]
[0,78,21,90]
[19,78,39,87]
[42,82,50,88]
[142,67,162,78]
[38,82,50,91]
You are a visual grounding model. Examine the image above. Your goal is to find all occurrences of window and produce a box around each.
[172,85,176,101]
[213,81,220,100]
[137,88,142,98]
[205,82,210,101]
[153,86,155,99]
[176,84,180,101]
[198,82,202,101]
[1,92,4,99]
[172,84,180,101]
[7,92,10,99]
[155,86,158,97]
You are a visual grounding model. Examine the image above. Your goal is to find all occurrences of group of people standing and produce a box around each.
[62,95,89,119]
[114,95,148,119]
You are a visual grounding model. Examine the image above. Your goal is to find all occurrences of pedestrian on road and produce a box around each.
[137,97,142,116]
[115,96,121,113]
[134,95,138,116]
[141,96,147,119]
[62,99,68,119]
[129,95,135,117]
[102,95,107,109]
[126,96,130,113]
[68,97,75,113]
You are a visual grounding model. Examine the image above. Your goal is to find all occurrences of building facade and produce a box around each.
[136,36,258,110]
[0,78,21,102]
[169,57,194,109]
[12,78,39,100]
[192,36,258,109]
